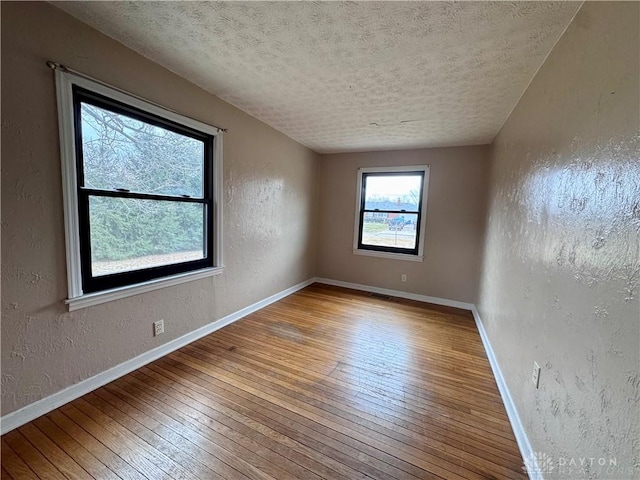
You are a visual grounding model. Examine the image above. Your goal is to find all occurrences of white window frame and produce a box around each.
[353,165,430,262]
[55,70,224,311]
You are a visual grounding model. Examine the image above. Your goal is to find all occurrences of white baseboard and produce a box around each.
[471,306,538,480]
[0,277,316,435]
[314,277,474,311]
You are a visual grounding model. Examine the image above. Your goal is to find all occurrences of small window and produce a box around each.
[55,70,223,305]
[353,166,429,261]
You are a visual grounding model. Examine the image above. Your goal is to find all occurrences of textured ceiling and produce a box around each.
[54,1,581,153]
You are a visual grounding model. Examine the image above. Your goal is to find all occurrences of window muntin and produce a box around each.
[73,86,214,294]
[355,167,428,258]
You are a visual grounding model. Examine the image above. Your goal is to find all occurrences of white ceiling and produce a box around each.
[55,1,581,154]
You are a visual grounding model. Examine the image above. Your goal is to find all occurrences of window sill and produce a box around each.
[65,267,223,311]
[353,249,423,262]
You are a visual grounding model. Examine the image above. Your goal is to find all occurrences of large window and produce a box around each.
[353,166,429,261]
[56,70,223,309]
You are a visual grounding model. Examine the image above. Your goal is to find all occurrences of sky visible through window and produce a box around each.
[365,175,422,199]
[364,174,421,210]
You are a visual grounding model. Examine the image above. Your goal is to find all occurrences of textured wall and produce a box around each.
[317,146,490,304]
[477,2,639,477]
[1,2,319,416]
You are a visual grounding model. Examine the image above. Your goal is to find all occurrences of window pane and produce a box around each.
[80,102,204,197]
[89,196,205,276]
[364,174,422,212]
[361,212,418,250]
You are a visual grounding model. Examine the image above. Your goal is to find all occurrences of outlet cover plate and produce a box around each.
[154,319,165,336]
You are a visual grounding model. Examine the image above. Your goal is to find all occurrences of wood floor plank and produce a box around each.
[140,362,407,480]
[203,328,521,459]
[3,431,65,480]
[17,423,92,480]
[46,410,148,480]
[60,402,187,480]
[165,348,485,479]
[92,381,308,480]
[95,385,321,480]
[1,283,526,479]
[83,391,229,480]
[126,370,358,479]
[192,331,513,436]
[79,388,250,480]
[1,439,38,480]
[220,312,507,408]
[178,343,521,479]
[31,415,121,480]
[152,356,441,480]
[212,325,504,406]
[187,334,524,472]
[121,372,359,479]
[227,310,509,413]
[205,326,507,412]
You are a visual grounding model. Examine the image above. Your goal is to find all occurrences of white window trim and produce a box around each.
[65,268,223,312]
[352,165,430,262]
[55,70,224,310]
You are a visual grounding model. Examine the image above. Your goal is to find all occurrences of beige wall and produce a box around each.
[3,8,638,475]
[1,2,319,416]
[478,2,639,475]
[317,146,490,303]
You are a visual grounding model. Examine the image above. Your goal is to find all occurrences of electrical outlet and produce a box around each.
[532,361,541,388]
[154,319,165,337]
[401,274,407,282]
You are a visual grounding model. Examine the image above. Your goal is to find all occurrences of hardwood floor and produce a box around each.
[1,283,526,479]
